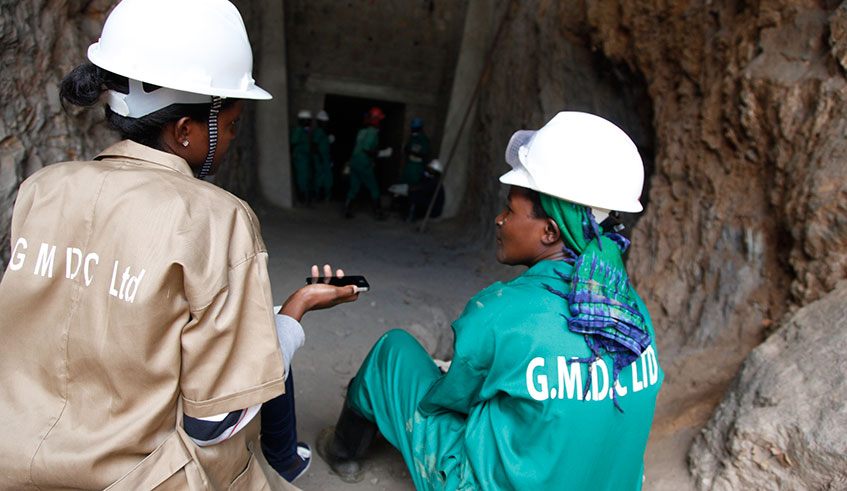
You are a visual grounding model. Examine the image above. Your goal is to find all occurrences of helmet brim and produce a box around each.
[499,167,534,190]
[88,43,273,100]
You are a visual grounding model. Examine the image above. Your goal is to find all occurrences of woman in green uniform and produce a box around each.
[319,112,663,490]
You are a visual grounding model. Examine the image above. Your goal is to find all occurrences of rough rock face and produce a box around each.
[0,0,116,270]
[582,0,847,350]
[688,280,847,490]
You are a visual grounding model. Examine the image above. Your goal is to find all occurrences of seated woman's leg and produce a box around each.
[348,330,441,441]
[322,330,475,489]
[347,330,464,489]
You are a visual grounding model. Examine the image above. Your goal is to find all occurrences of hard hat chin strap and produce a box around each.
[196,96,223,180]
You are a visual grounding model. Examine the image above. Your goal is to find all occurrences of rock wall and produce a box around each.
[585,0,847,356]
[688,280,847,490]
[592,0,847,330]
[0,0,116,270]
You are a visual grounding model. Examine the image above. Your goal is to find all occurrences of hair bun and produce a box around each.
[60,63,108,107]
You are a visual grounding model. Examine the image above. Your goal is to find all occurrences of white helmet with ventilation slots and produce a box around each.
[500,111,644,213]
[87,0,271,118]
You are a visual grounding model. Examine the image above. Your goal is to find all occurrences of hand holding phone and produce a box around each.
[281,264,362,321]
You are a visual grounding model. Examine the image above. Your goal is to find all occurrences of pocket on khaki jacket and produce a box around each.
[227,450,269,491]
[104,431,191,491]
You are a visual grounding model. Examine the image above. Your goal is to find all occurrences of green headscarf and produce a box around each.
[539,194,651,411]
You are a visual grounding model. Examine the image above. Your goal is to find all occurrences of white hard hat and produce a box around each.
[427,159,444,173]
[316,110,329,121]
[298,110,312,119]
[87,0,271,118]
[500,112,644,213]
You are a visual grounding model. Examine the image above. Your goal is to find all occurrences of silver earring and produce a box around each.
[182,140,189,147]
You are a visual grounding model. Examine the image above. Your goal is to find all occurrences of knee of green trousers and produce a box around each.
[347,330,441,437]
[346,330,474,491]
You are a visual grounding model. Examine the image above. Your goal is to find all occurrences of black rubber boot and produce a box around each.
[317,399,377,483]
[343,199,354,219]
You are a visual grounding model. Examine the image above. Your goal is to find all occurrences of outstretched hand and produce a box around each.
[279,264,360,321]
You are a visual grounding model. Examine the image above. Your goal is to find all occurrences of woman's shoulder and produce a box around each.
[33,147,261,242]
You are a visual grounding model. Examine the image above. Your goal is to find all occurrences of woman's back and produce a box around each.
[0,141,285,488]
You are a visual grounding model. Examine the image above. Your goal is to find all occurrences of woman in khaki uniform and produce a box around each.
[0,0,359,489]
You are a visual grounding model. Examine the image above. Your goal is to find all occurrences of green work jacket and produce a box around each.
[290,126,311,167]
[350,126,379,169]
[419,259,663,490]
[312,127,331,167]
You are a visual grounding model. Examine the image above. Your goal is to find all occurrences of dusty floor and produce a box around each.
[257,200,696,490]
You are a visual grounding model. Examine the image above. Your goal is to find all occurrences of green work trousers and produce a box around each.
[293,156,311,198]
[313,164,333,200]
[348,330,478,491]
[346,162,380,202]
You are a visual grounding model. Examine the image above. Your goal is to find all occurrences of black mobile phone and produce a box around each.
[305,275,369,292]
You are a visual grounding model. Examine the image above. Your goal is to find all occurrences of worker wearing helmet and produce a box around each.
[312,110,334,201]
[344,107,387,218]
[319,112,663,490]
[0,0,360,488]
[400,117,431,185]
[291,109,314,205]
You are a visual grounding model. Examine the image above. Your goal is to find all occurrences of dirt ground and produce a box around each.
[257,201,696,490]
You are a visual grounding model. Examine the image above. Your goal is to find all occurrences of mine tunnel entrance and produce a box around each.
[323,95,407,203]
[253,0,658,231]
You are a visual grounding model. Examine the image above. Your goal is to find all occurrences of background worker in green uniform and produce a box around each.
[319,112,663,490]
[312,110,334,201]
[400,117,430,184]
[344,106,390,218]
[290,109,313,205]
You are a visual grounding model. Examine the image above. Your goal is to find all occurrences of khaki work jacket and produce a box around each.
[0,141,292,489]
